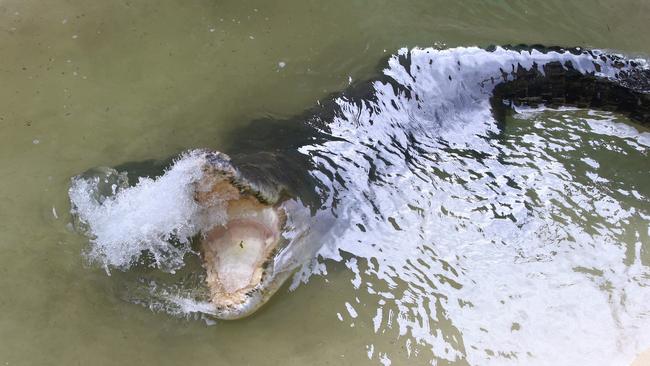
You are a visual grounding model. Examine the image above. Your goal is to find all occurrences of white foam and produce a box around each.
[68,150,209,272]
[168,296,218,316]
[297,47,650,365]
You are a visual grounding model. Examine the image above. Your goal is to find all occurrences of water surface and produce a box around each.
[1,1,649,365]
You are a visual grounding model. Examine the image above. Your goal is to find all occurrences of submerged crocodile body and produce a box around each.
[70,45,650,320]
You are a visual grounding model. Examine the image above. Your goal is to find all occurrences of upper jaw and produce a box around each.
[202,151,283,205]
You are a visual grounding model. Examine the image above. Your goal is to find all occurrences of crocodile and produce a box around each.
[70,45,650,319]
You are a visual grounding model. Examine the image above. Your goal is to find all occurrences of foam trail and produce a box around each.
[293,47,650,365]
[69,150,210,272]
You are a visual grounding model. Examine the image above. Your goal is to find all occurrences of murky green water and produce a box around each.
[1,1,649,365]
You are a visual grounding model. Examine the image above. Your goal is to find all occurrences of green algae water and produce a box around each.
[1,1,649,365]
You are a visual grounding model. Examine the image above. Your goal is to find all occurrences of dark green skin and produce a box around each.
[221,46,649,208]
[489,46,650,126]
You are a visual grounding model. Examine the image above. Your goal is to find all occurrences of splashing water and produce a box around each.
[68,150,211,272]
[295,47,650,365]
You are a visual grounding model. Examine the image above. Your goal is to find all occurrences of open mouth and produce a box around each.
[194,153,286,319]
[201,196,282,308]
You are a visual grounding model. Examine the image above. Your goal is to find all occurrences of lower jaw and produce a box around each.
[199,206,285,319]
[194,153,292,319]
[208,268,293,320]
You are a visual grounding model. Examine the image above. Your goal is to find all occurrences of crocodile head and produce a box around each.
[194,152,293,319]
